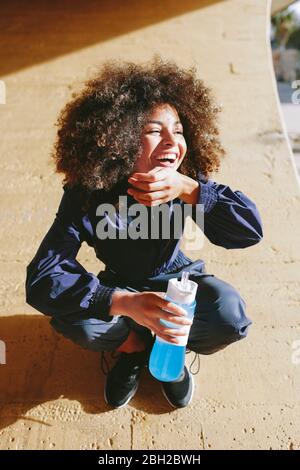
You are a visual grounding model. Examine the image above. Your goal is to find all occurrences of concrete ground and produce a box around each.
[0,0,300,450]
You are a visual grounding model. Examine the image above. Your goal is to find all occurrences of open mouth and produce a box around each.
[154,154,178,167]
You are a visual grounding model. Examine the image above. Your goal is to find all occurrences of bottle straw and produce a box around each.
[181,271,189,288]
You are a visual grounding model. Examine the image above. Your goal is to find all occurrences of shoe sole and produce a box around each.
[160,371,195,409]
[103,375,140,409]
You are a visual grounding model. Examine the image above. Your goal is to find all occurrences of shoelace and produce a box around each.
[100,348,200,377]
[185,348,201,376]
[100,350,120,376]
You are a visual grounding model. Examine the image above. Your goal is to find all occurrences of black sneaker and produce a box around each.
[101,335,154,408]
[160,365,195,408]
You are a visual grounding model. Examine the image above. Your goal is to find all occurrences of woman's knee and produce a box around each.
[214,286,251,337]
[197,278,251,333]
[189,279,252,354]
[50,316,130,352]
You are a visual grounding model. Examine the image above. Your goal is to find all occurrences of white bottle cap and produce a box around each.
[166,275,198,305]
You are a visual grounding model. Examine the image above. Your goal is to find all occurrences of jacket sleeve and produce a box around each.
[25,184,119,322]
[191,172,264,249]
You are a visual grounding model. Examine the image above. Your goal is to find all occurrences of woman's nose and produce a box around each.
[162,131,177,146]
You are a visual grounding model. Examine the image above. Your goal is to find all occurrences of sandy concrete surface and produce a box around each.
[0,0,300,450]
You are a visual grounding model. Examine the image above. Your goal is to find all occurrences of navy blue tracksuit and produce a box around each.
[25,172,263,353]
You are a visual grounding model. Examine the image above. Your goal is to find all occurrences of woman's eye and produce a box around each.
[148,129,183,135]
[148,130,183,134]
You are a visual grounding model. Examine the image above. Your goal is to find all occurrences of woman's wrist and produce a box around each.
[109,290,135,317]
[179,174,200,205]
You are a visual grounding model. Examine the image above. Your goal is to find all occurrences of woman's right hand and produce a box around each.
[110,290,192,344]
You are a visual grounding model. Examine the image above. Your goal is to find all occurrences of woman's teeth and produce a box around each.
[155,154,177,162]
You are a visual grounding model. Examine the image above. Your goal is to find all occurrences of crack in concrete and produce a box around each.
[130,412,134,450]
[200,424,205,450]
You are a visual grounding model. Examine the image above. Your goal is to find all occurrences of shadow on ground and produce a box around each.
[0,315,174,431]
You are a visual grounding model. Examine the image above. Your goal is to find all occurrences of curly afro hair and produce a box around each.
[52,54,226,211]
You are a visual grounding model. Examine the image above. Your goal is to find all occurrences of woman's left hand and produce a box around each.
[127,167,184,206]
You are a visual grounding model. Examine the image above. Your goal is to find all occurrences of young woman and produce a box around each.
[26,56,263,409]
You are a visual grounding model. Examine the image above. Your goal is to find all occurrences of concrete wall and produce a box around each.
[0,0,299,450]
[272,0,295,14]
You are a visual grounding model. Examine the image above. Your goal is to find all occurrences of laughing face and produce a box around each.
[133,103,187,173]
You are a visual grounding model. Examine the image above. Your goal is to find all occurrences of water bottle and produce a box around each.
[149,271,198,382]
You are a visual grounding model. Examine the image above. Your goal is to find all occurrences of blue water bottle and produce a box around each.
[149,271,198,382]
